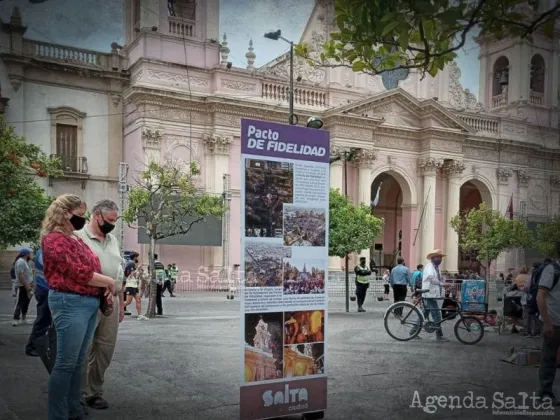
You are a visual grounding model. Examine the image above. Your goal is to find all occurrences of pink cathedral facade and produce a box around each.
[122,0,559,280]
[1,1,559,287]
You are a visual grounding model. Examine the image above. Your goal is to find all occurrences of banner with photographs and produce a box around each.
[240,119,329,420]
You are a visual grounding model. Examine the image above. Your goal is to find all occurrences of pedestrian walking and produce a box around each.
[25,248,51,357]
[154,254,165,315]
[354,257,371,312]
[536,241,560,406]
[76,199,124,411]
[41,194,116,420]
[12,248,34,326]
[389,258,410,315]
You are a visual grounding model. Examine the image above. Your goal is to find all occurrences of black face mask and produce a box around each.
[97,216,115,235]
[70,214,86,231]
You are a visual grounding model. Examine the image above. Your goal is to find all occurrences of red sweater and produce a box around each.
[42,232,102,296]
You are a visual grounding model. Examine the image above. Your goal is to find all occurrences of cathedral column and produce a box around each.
[329,145,344,272]
[551,46,559,109]
[496,168,513,275]
[203,134,232,270]
[443,160,465,273]
[419,158,441,263]
[517,170,530,266]
[355,149,377,261]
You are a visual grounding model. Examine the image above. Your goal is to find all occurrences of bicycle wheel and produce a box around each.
[384,302,423,341]
[453,316,484,345]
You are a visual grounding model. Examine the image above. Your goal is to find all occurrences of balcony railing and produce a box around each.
[168,17,196,38]
[491,93,508,109]
[51,155,89,175]
[530,90,544,106]
[9,39,127,72]
[456,114,499,134]
[262,82,327,108]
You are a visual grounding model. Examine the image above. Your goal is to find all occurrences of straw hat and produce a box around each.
[427,249,446,260]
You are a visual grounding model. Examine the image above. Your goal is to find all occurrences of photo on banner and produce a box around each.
[240,118,330,420]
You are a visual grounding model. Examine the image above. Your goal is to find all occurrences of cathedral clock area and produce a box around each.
[1,1,558,282]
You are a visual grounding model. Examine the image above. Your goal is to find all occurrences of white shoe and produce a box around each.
[20,319,28,325]
[12,320,19,326]
[137,315,148,320]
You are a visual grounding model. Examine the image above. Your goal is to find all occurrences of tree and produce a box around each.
[329,188,383,258]
[535,215,560,258]
[450,202,533,278]
[296,0,560,78]
[121,160,226,318]
[0,116,61,249]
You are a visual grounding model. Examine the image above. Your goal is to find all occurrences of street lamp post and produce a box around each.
[264,29,297,125]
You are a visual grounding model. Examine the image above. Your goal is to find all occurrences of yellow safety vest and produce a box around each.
[355,266,370,284]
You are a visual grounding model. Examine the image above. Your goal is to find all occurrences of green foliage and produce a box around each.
[122,159,226,318]
[329,188,383,258]
[450,202,533,265]
[535,216,560,258]
[296,0,560,77]
[0,116,61,250]
[122,160,226,241]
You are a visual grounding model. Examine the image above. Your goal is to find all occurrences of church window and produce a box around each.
[530,54,545,94]
[168,0,196,20]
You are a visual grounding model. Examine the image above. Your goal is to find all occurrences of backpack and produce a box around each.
[411,270,423,290]
[10,265,16,280]
[528,261,560,315]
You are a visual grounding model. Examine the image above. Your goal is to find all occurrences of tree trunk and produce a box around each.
[145,237,157,318]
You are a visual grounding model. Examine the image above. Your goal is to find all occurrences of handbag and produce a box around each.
[99,289,114,316]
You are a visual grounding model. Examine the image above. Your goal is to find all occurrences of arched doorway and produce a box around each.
[368,170,416,270]
[370,174,402,269]
[492,56,509,108]
[458,180,492,274]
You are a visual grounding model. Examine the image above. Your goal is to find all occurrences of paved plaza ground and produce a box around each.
[0,290,556,420]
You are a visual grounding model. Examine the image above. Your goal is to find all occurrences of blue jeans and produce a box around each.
[48,290,99,420]
[424,298,443,337]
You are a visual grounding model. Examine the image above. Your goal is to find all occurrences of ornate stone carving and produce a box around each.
[418,157,443,175]
[501,122,527,140]
[142,128,162,149]
[147,69,209,88]
[220,33,230,66]
[353,148,377,167]
[442,160,466,177]
[529,184,546,211]
[203,134,232,155]
[517,170,530,186]
[245,39,256,70]
[447,62,484,111]
[551,175,560,189]
[497,168,513,184]
[332,125,372,141]
[163,135,200,167]
[220,79,255,91]
[260,29,326,84]
[9,76,22,93]
[110,93,121,107]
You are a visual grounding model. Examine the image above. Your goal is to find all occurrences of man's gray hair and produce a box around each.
[92,199,119,214]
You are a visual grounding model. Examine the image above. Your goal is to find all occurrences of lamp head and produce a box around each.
[306,116,323,129]
[264,30,281,41]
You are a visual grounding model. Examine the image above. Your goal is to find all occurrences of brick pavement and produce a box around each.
[0,291,555,420]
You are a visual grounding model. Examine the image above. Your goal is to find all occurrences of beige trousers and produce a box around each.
[82,298,120,399]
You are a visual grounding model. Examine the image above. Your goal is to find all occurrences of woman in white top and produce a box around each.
[124,267,147,320]
[382,269,390,300]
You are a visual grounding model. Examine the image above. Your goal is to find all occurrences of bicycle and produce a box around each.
[383,289,485,345]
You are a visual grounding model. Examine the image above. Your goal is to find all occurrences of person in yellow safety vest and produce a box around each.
[354,257,372,312]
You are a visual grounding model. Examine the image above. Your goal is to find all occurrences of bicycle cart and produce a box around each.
[383,288,485,345]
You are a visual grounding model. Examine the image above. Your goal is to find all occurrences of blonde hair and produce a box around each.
[41,194,86,239]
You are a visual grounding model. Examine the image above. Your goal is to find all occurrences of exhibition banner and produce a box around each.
[239,118,330,420]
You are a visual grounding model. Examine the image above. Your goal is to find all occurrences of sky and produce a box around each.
[0,0,479,97]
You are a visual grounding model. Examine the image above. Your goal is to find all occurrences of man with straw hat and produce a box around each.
[421,249,450,342]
